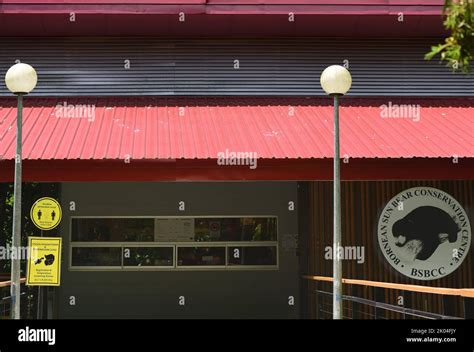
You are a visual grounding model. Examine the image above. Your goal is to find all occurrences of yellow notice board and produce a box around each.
[27,237,62,286]
[30,197,62,231]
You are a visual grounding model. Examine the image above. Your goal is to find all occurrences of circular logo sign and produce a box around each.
[377,187,471,280]
[30,197,62,231]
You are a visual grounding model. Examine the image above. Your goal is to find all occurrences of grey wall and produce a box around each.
[1,37,472,97]
[58,181,299,319]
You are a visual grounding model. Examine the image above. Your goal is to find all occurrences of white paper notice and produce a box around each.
[155,218,195,242]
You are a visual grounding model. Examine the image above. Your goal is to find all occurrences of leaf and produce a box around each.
[425,0,473,73]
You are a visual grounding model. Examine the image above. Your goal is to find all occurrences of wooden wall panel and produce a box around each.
[305,180,474,319]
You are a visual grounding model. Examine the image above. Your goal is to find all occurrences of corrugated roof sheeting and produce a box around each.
[0,97,472,161]
[1,38,472,97]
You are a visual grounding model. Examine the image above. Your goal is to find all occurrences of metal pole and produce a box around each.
[11,93,23,320]
[37,229,43,319]
[333,94,343,319]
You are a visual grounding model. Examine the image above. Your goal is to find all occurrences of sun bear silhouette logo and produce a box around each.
[378,187,471,280]
[392,206,460,261]
[34,254,55,266]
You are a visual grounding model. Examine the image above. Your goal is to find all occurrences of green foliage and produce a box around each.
[425,0,473,73]
[0,183,60,273]
[252,223,262,241]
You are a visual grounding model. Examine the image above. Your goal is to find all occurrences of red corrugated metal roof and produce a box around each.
[0,97,472,161]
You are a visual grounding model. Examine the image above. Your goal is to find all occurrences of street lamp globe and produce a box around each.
[5,63,38,94]
[320,65,352,95]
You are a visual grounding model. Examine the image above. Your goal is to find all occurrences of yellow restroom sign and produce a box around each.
[27,237,62,286]
[30,197,62,230]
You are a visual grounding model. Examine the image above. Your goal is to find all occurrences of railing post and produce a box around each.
[442,295,456,318]
[315,280,320,319]
[402,291,406,320]
[47,287,55,319]
[350,284,354,319]
[373,286,377,319]
[374,287,384,319]
[351,284,362,319]
[36,286,42,319]
[463,297,474,319]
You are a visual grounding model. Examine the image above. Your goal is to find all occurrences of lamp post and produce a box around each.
[4,63,38,319]
[320,65,352,320]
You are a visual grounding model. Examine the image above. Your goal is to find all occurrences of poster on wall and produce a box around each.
[377,187,471,280]
[155,218,195,242]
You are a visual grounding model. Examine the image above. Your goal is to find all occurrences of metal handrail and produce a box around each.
[0,278,27,288]
[304,275,473,319]
[303,275,474,298]
[316,290,463,320]
[0,278,33,319]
